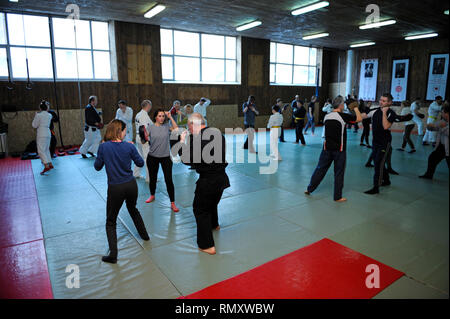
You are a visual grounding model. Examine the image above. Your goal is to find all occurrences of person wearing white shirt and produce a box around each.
[193,97,211,126]
[397,100,416,153]
[410,98,424,135]
[115,100,133,142]
[134,100,153,182]
[32,100,53,175]
[267,105,284,160]
[423,96,443,145]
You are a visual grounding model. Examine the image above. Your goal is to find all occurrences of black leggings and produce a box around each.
[361,122,370,144]
[402,124,415,149]
[147,155,175,202]
[106,179,148,257]
[295,121,306,144]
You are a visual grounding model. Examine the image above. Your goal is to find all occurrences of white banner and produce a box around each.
[426,53,449,100]
[359,59,378,101]
[390,59,409,102]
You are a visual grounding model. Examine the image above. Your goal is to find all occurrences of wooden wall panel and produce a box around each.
[248,54,264,87]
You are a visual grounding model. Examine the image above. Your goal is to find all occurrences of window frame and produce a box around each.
[270,41,320,87]
[161,28,239,85]
[0,11,115,82]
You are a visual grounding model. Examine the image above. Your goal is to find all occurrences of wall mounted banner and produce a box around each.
[359,59,378,101]
[426,53,449,100]
[390,58,409,102]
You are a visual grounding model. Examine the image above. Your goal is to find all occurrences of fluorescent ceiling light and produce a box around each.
[444,10,449,15]
[291,1,329,16]
[144,4,166,19]
[350,42,376,48]
[359,19,396,29]
[9,0,19,2]
[236,20,262,31]
[303,32,329,40]
[405,33,438,40]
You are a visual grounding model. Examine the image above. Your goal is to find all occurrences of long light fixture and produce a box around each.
[350,42,376,48]
[405,33,438,40]
[236,20,262,31]
[359,19,396,29]
[144,4,166,19]
[291,1,329,16]
[302,32,329,40]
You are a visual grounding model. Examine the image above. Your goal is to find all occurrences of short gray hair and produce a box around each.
[332,95,344,109]
[188,112,206,125]
[141,99,152,108]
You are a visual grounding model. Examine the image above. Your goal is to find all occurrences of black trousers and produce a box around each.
[360,121,370,144]
[424,144,450,178]
[243,124,255,149]
[50,133,57,155]
[279,126,285,142]
[106,179,148,257]
[307,150,346,201]
[295,121,305,144]
[147,155,175,202]
[193,188,224,249]
[372,143,391,189]
[402,124,415,149]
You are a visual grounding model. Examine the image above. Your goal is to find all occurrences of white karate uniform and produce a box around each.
[267,113,283,160]
[423,101,442,143]
[32,111,52,165]
[410,101,424,135]
[115,106,133,142]
[193,98,211,126]
[133,109,153,182]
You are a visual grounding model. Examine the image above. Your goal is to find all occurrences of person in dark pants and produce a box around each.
[305,95,362,202]
[304,95,317,135]
[290,95,302,128]
[363,93,398,195]
[419,104,449,179]
[360,100,372,147]
[243,95,259,153]
[178,113,230,255]
[94,119,149,264]
[275,98,289,143]
[293,100,306,145]
[397,100,416,153]
[47,107,59,157]
[143,109,180,212]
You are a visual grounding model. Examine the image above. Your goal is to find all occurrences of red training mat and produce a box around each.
[181,238,404,299]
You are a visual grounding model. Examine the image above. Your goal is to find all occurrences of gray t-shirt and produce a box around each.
[148,122,171,158]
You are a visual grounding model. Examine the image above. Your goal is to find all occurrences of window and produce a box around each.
[270,42,320,86]
[0,12,113,81]
[161,28,238,84]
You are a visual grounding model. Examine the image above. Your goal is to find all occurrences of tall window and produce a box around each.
[161,28,238,83]
[270,42,320,86]
[0,12,112,81]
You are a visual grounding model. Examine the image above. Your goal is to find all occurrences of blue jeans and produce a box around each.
[307,150,346,201]
[304,114,315,134]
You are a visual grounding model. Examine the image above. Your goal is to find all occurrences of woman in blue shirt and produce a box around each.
[94,119,149,264]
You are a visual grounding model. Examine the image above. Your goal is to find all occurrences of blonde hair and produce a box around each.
[104,119,126,142]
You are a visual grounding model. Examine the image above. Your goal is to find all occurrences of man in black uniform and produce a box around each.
[305,95,362,202]
[79,95,103,158]
[293,100,307,145]
[363,93,398,194]
[178,113,230,255]
[48,106,59,158]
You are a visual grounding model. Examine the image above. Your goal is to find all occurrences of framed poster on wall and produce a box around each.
[359,58,378,101]
[390,58,409,102]
[426,53,449,100]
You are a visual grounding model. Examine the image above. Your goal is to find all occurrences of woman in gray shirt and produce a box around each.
[144,108,180,212]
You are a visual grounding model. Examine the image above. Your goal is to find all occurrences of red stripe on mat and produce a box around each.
[181,238,404,299]
[0,157,53,299]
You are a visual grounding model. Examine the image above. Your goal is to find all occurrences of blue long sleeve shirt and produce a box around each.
[94,141,144,185]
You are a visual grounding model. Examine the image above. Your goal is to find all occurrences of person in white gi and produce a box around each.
[80,96,103,158]
[321,98,333,138]
[423,96,444,145]
[32,100,53,175]
[193,97,211,126]
[115,100,133,142]
[410,97,424,135]
[267,105,284,161]
[133,99,153,182]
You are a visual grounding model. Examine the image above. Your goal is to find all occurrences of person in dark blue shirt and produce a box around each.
[94,119,149,264]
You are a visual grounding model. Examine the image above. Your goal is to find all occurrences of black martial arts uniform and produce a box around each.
[179,127,230,249]
[48,109,59,156]
[293,105,306,145]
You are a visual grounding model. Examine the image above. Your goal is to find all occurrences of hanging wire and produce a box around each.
[20,13,32,90]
